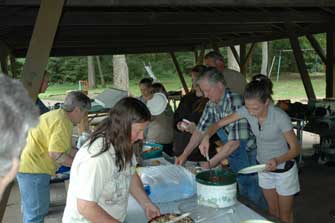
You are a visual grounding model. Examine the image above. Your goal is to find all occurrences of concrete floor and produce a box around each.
[3,131,334,223]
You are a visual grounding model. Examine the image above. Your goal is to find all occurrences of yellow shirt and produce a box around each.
[19,109,73,175]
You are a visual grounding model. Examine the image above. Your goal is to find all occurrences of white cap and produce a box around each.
[146,93,168,116]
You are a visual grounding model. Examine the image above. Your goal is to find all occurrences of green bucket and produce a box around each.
[195,168,236,186]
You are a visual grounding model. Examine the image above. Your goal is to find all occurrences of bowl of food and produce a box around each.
[148,213,194,223]
[195,168,237,208]
[142,143,163,160]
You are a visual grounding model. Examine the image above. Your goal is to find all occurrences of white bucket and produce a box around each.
[196,181,237,208]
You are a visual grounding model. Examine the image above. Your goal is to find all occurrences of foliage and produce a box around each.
[11,34,327,85]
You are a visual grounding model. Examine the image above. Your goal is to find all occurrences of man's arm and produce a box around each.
[48,152,73,167]
[206,140,240,168]
[199,113,241,157]
[129,173,160,220]
[77,199,120,223]
[175,130,204,165]
[68,147,78,157]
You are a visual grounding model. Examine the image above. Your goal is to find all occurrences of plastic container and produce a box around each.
[142,142,163,160]
[196,168,237,208]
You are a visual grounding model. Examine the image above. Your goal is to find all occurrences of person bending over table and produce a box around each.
[200,74,300,223]
[17,91,91,223]
[63,97,160,223]
[176,67,267,210]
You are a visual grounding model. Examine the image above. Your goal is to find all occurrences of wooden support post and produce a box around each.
[240,44,247,76]
[0,182,14,222]
[326,31,335,98]
[197,45,205,65]
[194,50,199,65]
[245,43,256,65]
[212,42,221,54]
[287,25,316,100]
[229,45,241,66]
[9,55,17,78]
[0,40,10,75]
[170,52,189,94]
[21,0,65,101]
[0,55,8,74]
[307,34,326,64]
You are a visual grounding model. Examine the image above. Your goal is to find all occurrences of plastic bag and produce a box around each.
[138,165,196,203]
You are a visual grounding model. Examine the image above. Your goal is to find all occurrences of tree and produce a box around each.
[227,46,240,71]
[87,56,96,89]
[261,42,268,75]
[113,55,129,90]
[96,56,106,87]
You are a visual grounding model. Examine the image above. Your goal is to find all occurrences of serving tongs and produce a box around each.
[165,212,191,223]
[205,154,214,177]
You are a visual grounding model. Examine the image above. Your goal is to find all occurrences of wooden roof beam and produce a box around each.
[3,0,335,7]
[306,34,327,64]
[286,23,316,100]
[21,0,64,100]
[0,9,331,26]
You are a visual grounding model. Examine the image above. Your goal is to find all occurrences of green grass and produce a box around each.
[40,72,326,102]
[271,72,325,101]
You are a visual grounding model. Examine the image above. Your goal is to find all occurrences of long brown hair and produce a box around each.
[89,97,151,171]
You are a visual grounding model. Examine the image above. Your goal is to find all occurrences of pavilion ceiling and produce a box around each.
[0,0,335,57]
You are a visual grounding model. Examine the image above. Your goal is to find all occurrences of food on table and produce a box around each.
[143,146,162,153]
[149,213,193,223]
[151,160,161,166]
[208,176,225,183]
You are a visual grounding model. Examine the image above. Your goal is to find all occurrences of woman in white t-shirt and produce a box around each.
[63,97,160,223]
[199,74,300,223]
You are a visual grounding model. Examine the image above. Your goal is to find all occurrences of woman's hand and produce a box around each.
[266,158,278,171]
[175,153,188,165]
[199,135,210,158]
[142,202,160,220]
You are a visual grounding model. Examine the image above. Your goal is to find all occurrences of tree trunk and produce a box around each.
[87,56,96,89]
[113,55,129,91]
[261,41,269,75]
[227,45,240,71]
[96,56,105,87]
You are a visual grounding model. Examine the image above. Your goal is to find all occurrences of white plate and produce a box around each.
[146,92,168,116]
[240,220,274,223]
[238,164,266,174]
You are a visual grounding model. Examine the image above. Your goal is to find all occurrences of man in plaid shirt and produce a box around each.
[176,67,266,209]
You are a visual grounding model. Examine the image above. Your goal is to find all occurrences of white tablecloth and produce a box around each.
[125,195,269,223]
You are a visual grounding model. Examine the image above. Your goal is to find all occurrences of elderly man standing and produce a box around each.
[0,75,39,199]
[204,51,247,95]
[176,67,266,209]
[17,91,91,223]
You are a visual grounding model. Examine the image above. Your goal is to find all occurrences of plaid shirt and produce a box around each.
[197,88,256,151]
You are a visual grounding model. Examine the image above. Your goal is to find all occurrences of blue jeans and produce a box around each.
[217,129,267,210]
[17,173,51,223]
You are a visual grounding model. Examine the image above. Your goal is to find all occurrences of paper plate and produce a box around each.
[238,164,266,174]
[240,220,274,223]
[146,92,168,116]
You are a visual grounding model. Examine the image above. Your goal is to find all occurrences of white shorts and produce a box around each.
[258,162,300,196]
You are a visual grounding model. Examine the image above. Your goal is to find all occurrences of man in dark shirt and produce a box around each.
[173,65,216,161]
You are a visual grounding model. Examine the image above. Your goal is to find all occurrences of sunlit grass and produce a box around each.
[40,72,326,102]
